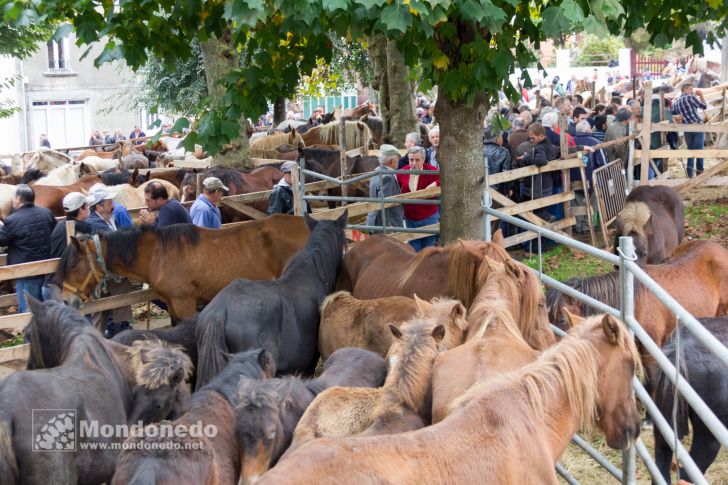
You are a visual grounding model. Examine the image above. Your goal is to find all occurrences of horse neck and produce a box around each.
[101,234,153,282]
[378,349,436,419]
[466,282,520,340]
[72,338,134,413]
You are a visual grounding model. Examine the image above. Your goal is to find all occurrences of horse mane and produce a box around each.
[282,218,346,293]
[99,169,131,186]
[236,379,279,411]
[126,339,193,390]
[379,319,441,413]
[546,271,645,319]
[618,201,651,237]
[250,131,304,151]
[313,121,372,148]
[21,168,45,184]
[105,224,201,269]
[470,299,527,347]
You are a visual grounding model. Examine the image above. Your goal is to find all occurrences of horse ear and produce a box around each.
[431,324,446,342]
[563,307,585,328]
[389,324,403,340]
[413,294,431,316]
[601,314,621,345]
[303,212,318,231]
[45,284,63,303]
[492,229,504,247]
[457,239,484,262]
[335,209,348,229]
[450,301,466,320]
[25,292,44,315]
[504,259,522,278]
[257,349,277,377]
[132,168,139,182]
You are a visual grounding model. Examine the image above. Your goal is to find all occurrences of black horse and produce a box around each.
[235,347,387,482]
[653,316,728,483]
[0,296,191,485]
[195,210,348,389]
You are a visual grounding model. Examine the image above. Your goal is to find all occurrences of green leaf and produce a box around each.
[583,15,608,38]
[224,0,267,27]
[52,24,73,42]
[380,2,410,33]
[685,30,703,54]
[480,0,507,33]
[170,117,190,134]
[541,6,571,37]
[94,44,124,67]
[354,0,387,8]
[323,0,350,13]
[560,0,585,24]
[461,0,486,23]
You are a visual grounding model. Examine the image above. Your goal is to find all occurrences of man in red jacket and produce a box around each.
[396,146,440,251]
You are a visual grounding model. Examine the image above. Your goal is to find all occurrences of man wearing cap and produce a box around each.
[50,192,92,258]
[190,177,227,228]
[366,144,404,230]
[672,83,707,177]
[604,108,633,164]
[396,146,440,251]
[267,161,299,215]
[0,184,56,313]
[86,183,120,233]
[139,181,191,227]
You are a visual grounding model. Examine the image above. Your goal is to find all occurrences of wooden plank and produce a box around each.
[676,158,728,193]
[488,158,583,185]
[291,162,302,216]
[345,147,365,158]
[222,179,340,204]
[312,186,441,221]
[0,293,17,307]
[651,123,728,133]
[488,190,571,238]
[495,191,575,217]
[388,224,440,243]
[640,81,653,183]
[502,217,576,248]
[634,149,728,158]
[0,313,31,330]
[252,158,287,167]
[0,344,29,363]
[0,259,59,281]
[170,159,211,169]
[220,199,268,220]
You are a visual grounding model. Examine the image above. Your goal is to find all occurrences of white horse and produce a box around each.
[81,156,120,172]
[0,184,17,220]
[34,164,81,186]
[25,148,72,172]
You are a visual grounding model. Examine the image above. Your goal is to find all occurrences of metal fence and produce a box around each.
[482,203,728,485]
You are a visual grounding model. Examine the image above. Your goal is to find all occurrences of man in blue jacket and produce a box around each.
[0,185,56,312]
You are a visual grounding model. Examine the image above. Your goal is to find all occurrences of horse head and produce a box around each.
[57,236,104,304]
[501,259,554,350]
[125,339,194,423]
[413,296,468,350]
[234,381,286,484]
[571,314,642,450]
[614,201,652,265]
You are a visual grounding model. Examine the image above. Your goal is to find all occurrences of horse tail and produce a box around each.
[654,343,689,440]
[320,291,351,316]
[0,419,19,483]
[195,310,230,391]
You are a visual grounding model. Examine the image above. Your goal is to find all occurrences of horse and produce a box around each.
[79,155,122,172]
[195,211,347,388]
[300,120,372,148]
[318,292,467,359]
[360,114,383,145]
[250,129,305,159]
[291,319,447,449]
[25,148,73,172]
[301,147,379,207]
[430,257,555,423]
[56,216,310,320]
[653,316,728,483]
[33,163,82,186]
[0,184,17,220]
[112,349,278,485]
[122,153,150,170]
[76,140,132,161]
[613,185,684,264]
[112,179,181,209]
[261,314,642,485]
[342,102,377,120]
[33,174,104,216]
[338,231,509,308]
[0,296,192,485]
[547,240,728,379]
[234,348,387,483]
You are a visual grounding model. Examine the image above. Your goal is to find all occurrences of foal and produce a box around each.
[260,314,642,485]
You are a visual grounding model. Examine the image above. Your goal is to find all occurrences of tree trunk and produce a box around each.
[721,32,728,83]
[436,91,488,243]
[385,40,418,146]
[199,29,251,169]
[273,96,286,126]
[369,35,390,140]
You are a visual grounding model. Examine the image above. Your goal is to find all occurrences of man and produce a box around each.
[398,132,431,168]
[89,129,104,146]
[0,185,56,313]
[519,110,533,127]
[85,184,133,337]
[483,125,511,195]
[366,144,404,230]
[604,108,632,164]
[39,133,51,149]
[129,125,146,145]
[426,126,440,168]
[396,146,440,251]
[508,118,530,164]
[267,161,309,216]
[565,74,578,93]
[567,107,589,136]
[50,192,92,258]
[591,115,608,142]
[554,96,573,117]
[573,121,608,233]
[515,123,558,222]
[191,177,227,228]
[139,181,191,227]
[541,111,576,149]
[628,99,642,121]
[671,83,707,177]
[420,104,433,125]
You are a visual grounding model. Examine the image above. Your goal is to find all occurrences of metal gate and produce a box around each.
[592,159,629,247]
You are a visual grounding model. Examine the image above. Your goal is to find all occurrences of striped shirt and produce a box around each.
[672,94,707,124]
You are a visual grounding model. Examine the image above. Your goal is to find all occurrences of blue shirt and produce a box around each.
[156,199,191,227]
[113,204,133,229]
[190,194,222,229]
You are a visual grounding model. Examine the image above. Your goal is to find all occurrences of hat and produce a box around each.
[615,108,632,122]
[85,183,117,207]
[62,192,87,212]
[280,161,296,174]
[379,144,400,158]
[202,177,229,192]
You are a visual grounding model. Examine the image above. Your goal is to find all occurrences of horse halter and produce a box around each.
[62,234,120,302]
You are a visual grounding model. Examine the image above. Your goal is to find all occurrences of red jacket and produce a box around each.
[396,163,440,221]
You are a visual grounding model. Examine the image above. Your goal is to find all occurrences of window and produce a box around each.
[47,36,70,70]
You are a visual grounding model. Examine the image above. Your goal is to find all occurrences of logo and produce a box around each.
[33,409,76,451]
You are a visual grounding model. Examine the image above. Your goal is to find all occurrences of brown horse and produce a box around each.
[430,257,555,423]
[260,314,642,485]
[250,129,305,159]
[318,292,467,359]
[290,320,446,449]
[33,174,103,215]
[342,102,378,120]
[300,121,372,148]
[338,231,509,308]
[56,216,309,320]
[549,240,728,352]
[76,140,133,161]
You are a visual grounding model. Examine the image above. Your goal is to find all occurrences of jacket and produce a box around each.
[517,139,557,199]
[156,199,191,227]
[604,122,628,164]
[190,194,222,229]
[50,219,92,258]
[484,143,511,194]
[396,163,440,221]
[0,204,56,266]
[267,181,295,215]
[87,211,116,234]
[508,129,530,164]
[366,166,404,228]
[573,133,608,188]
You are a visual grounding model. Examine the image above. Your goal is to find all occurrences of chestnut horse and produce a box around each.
[76,140,133,161]
[33,175,103,215]
[547,240,728,376]
[56,216,309,320]
[431,257,555,423]
[290,320,446,450]
[318,292,467,359]
[260,314,642,485]
[300,121,372,148]
[338,231,509,308]
[250,129,305,159]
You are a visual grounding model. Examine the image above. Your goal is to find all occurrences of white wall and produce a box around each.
[0,56,25,156]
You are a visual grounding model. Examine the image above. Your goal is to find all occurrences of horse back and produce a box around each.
[629,185,685,241]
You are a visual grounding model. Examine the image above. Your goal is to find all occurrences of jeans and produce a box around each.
[684,131,705,178]
[16,276,44,313]
[406,213,440,252]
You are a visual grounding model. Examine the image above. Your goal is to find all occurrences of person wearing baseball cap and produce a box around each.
[190,176,228,229]
[86,183,119,233]
[49,192,92,258]
[268,161,309,215]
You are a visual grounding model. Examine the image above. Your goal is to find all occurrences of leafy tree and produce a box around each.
[574,35,625,66]
[8,0,728,241]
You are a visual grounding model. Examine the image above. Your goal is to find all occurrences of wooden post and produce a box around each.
[640,81,653,184]
[291,162,303,216]
[627,119,635,188]
[659,91,666,147]
[65,220,76,246]
[339,116,348,204]
[196,173,204,199]
[722,88,727,122]
[579,165,597,247]
[558,113,568,160]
